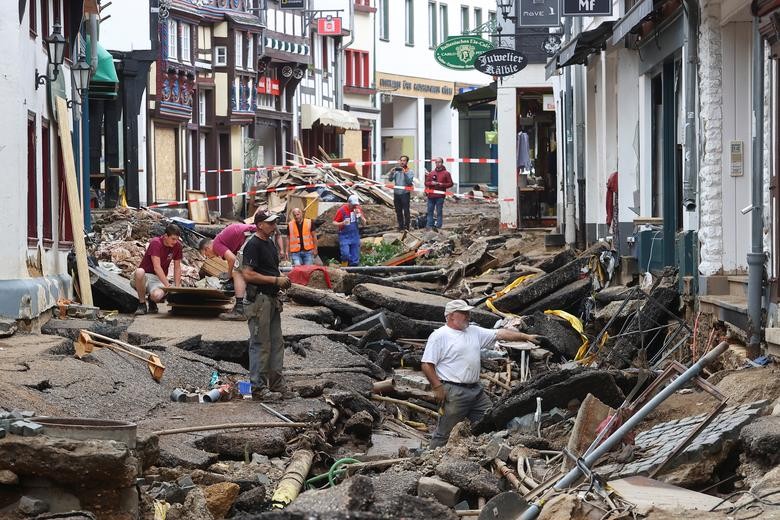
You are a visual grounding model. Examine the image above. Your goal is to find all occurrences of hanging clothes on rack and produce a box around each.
[517,130,531,171]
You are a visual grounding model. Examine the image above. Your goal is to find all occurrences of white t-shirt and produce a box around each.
[421,325,498,384]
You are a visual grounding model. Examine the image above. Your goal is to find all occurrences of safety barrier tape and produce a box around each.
[145,179,515,210]
[198,157,498,175]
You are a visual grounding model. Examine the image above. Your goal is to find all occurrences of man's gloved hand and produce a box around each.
[276,275,292,290]
[432,384,447,404]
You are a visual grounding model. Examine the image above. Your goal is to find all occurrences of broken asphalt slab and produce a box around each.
[352,283,499,327]
[473,368,632,434]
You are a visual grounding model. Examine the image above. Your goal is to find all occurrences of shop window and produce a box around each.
[27,113,37,241]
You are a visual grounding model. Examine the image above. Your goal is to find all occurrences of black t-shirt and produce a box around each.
[242,234,280,295]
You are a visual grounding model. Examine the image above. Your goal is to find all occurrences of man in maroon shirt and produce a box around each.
[134,224,183,315]
[199,222,257,320]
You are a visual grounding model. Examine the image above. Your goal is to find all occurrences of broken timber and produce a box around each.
[76,330,165,381]
[287,284,372,321]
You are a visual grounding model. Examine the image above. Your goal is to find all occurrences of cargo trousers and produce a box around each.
[245,293,285,392]
[429,382,492,449]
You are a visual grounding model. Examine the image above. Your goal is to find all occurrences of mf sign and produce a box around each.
[562,0,612,16]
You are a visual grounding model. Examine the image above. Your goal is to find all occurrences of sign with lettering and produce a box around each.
[474,48,528,77]
[257,77,281,96]
[280,0,305,9]
[434,36,494,70]
[562,0,612,16]
[375,72,455,101]
[518,0,561,28]
[317,17,342,35]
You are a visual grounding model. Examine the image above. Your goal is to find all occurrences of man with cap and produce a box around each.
[421,299,541,448]
[332,194,366,266]
[240,210,293,401]
[198,222,257,320]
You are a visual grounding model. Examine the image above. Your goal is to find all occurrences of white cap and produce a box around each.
[444,299,474,317]
[348,194,361,205]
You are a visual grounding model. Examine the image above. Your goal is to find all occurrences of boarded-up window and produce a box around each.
[154,126,178,202]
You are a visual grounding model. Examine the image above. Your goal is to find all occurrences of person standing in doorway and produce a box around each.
[333,194,366,266]
[287,207,318,265]
[240,210,294,401]
[387,155,415,230]
[424,157,453,230]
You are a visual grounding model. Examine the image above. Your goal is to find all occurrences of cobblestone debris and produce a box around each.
[598,400,768,478]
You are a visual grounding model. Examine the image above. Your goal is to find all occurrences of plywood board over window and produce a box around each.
[154,126,178,202]
[187,190,209,223]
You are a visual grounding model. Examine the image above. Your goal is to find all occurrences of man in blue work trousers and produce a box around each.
[333,194,366,266]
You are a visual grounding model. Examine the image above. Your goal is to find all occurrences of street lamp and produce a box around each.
[35,23,67,90]
[67,57,92,108]
[497,0,516,21]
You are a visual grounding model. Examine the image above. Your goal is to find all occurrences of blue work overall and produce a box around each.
[338,210,361,266]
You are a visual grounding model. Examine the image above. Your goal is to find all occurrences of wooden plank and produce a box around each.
[608,476,722,511]
[55,97,93,306]
[201,257,229,277]
[163,286,230,298]
[186,190,209,224]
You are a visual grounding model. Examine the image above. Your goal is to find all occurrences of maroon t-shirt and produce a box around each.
[139,236,183,276]
[213,223,256,257]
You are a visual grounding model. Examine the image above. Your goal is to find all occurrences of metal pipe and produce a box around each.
[280,265,442,274]
[681,0,699,211]
[520,341,729,520]
[747,16,765,354]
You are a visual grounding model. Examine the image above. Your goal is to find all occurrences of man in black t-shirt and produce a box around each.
[240,210,293,401]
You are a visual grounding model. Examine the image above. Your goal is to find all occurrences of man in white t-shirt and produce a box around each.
[422,299,540,448]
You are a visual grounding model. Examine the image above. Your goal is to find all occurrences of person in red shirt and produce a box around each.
[199,222,257,320]
[333,194,366,266]
[424,157,454,230]
[134,224,183,315]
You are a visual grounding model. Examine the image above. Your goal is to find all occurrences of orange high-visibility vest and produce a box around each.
[288,218,315,252]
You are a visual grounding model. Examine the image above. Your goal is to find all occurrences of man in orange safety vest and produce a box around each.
[287,207,318,265]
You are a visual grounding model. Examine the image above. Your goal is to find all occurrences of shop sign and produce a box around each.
[562,0,612,16]
[518,0,561,28]
[543,94,556,111]
[434,36,494,70]
[257,77,280,96]
[474,48,528,77]
[376,72,455,101]
[316,17,342,35]
[280,0,305,9]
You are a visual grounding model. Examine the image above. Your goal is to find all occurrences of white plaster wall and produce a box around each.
[97,0,152,51]
[375,0,496,86]
[0,3,75,280]
[615,49,640,226]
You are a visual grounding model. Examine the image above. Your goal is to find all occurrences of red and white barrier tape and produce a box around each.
[146,180,513,209]
[197,157,498,175]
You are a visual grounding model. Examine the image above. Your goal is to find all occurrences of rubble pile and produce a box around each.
[2,197,780,519]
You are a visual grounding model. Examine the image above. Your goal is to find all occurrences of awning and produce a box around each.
[557,21,615,68]
[610,0,655,45]
[450,83,496,111]
[301,104,360,130]
[86,37,118,99]
[264,36,310,56]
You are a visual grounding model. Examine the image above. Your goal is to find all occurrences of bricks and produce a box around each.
[598,400,769,479]
[417,476,460,507]
[9,420,43,437]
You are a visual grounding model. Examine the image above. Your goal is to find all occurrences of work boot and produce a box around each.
[252,388,282,401]
[272,387,299,400]
[219,301,246,321]
[134,302,147,315]
[147,301,159,314]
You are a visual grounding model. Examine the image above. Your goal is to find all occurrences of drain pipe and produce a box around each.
[747,14,766,354]
[335,0,355,110]
[520,341,729,520]
[681,0,699,211]
[574,18,586,248]
[564,21,576,245]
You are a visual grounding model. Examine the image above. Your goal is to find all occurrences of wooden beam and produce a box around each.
[55,97,93,306]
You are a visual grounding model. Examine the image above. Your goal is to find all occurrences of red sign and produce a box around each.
[257,77,281,96]
[316,17,342,35]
